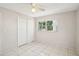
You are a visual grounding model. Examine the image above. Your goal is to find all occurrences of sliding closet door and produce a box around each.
[18,16,27,46]
[28,17,35,43]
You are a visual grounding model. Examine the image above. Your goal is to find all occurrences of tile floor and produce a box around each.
[18,41,76,56]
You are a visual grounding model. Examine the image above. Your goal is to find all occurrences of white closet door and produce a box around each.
[18,16,27,46]
[28,18,35,43]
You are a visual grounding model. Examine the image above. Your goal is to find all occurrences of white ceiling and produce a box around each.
[0,3,79,17]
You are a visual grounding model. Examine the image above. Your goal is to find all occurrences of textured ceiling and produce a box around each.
[0,3,79,17]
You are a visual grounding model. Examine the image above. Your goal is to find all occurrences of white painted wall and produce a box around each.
[35,11,76,52]
[0,12,2,55]
[76,9,79,55]
[1,8,18,55]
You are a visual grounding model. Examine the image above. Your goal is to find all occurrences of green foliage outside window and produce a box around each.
[38,20,53,31]
[47,21,53,31]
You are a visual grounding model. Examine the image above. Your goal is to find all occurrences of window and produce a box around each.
[38,20,57,32]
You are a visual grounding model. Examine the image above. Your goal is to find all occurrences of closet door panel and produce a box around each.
[18,16,27,46]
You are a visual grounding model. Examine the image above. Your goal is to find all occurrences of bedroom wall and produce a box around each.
[35,11,76,54]
[76,9,79,55]
[0,8,18,55]
[0,12,2,55]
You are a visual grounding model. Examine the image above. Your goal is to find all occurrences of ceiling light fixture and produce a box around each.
[31,3,45,13]
[32,7,36,12]
[31,3,36,13]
